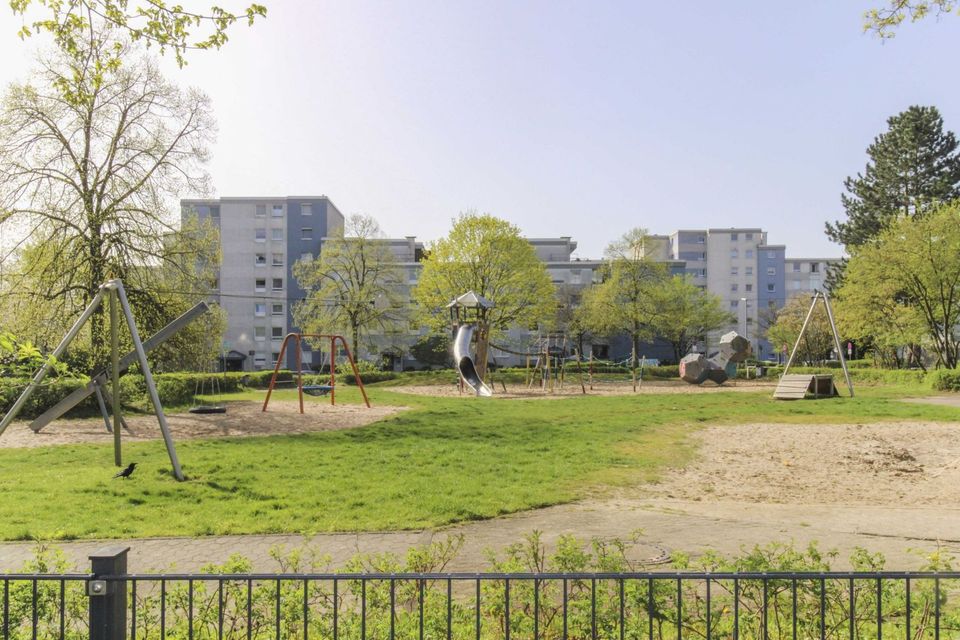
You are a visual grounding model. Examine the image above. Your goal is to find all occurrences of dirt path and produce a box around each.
[391,379,776,398]
[0,401,401,448]
[3,420,958,572]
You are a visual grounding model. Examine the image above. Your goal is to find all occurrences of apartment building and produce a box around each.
[181,196,345,371]
[667,228,838,359]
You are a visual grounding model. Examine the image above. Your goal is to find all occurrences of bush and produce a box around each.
[930,369,960,391]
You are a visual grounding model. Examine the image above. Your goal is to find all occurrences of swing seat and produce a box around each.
[189,405,227,414]
[303,384,333,397]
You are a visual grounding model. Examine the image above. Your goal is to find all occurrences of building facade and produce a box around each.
[182,194,839,369]
[181,196,345,371]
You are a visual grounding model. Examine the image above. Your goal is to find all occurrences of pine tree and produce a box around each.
[826,105,960,250]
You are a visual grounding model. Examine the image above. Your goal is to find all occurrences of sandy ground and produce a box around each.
[643,421,960,506]
[4,415,960,571]
[390,378,776,398]
[0,400,401,448]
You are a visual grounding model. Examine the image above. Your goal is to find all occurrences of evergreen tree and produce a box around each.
[826,105,960,250]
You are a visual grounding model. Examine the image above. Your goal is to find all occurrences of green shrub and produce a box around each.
[930,369,960,391]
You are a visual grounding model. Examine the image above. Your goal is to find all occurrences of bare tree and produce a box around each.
[293,214,408,359]
[0,27,217,360]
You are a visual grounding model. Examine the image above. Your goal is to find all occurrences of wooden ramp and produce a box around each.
[774,374,839,400]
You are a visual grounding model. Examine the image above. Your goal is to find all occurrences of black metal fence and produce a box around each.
[2,548,960,639]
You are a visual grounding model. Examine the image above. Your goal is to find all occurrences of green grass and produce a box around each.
[0,383,957,541]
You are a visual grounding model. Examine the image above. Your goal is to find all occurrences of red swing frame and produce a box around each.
[261,333,371,413]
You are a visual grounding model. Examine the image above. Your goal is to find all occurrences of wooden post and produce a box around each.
[631,341,638,392]
[110,290,121,467]
[589,353,594,390]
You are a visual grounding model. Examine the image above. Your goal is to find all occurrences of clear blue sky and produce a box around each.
[1,1,958,259]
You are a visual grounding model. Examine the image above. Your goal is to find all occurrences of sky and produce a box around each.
[0,1,958,259]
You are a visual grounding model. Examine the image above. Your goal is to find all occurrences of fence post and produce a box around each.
[89,546,129,640]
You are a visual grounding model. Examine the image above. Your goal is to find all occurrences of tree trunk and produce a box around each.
[474,323,490,379]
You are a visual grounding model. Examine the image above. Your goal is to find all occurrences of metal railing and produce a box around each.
[2,548,960,639]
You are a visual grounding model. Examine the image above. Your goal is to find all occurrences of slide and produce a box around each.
[453,324,493,397]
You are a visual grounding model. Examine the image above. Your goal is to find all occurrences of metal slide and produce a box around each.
[452,324,493,397]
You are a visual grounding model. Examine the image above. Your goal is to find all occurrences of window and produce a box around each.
[768,300,777,309]
[810,262,820,273]
[745,249,754,259]
[301,227,314,241]
[767,250,776,259]
[730,233,738,241]
[767,267,776,276]
[255,253,266,266]
[255,278,266,292]
[255,228,266,242]
[254,326,266,341]
[210,206,220,219]
[700,252,707,260]
[272,278,283,290]
[271,228,283,242]
[271,327,284,340]
[271,352,280,366]
[731,266,738,275]
[730,249,739,258]
[301,203,313,216]
[793,262,801,272]
[745,284,753,292]
[730,300,739,309]
[767,283,776,292]
[272,204,283,218]
[745,233,754,240]
[255,205,266,217]
[300,252,313,262]
[254,355,266,368]
[730,283,739,292]
[698,268,707,277]
[212,279,219,290]
[272,253,284,266]
[745,266,753,276]
[792,280,802,290]
[272,303,284,316]
[254,303,266,316]
[696,236,705,244]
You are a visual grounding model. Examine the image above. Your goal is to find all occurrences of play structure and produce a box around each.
[773,290,854,400]
[261,333,371,413]
[0,279,208,480]
[447,291,494,397]
[489,333,587,394]
[679,331,751,385]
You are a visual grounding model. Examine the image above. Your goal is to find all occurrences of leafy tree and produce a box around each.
[10,0,266,70]
[826,106,960,250]
[293,215,407,359]
[766,295,836,366]
[825,105,960,290]
[864,1,959,37]
[0,31,218,362]
[652,276,733,362]
[577,228,670,372]
[838,201,960,368]
[409,333,452,369]
[553,284,591,358]
[413,212,555,378]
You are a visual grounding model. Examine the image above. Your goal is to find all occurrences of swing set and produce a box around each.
[261,333,371,413]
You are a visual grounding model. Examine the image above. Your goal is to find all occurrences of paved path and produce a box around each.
[2,498,955,573]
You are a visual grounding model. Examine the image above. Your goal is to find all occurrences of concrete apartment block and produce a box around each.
[181,196,344,371]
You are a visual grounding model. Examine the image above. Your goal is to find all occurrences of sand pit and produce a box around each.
[390,379,776,398]
[0,401,402,448]
[642,421,960,506]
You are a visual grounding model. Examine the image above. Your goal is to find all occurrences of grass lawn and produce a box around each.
[0,383,957,541]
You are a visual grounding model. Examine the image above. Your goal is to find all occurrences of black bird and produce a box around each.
[113,463,137,479]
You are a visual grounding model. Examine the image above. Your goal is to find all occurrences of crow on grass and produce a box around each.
[113,463,137,479]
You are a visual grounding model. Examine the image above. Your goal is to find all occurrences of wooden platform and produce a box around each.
[773,374,839,400]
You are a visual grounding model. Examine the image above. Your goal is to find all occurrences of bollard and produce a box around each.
[89,546,129,640]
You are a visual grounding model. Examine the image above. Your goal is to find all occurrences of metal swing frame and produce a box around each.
[261,333,371,413]
[0,279,192,480]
